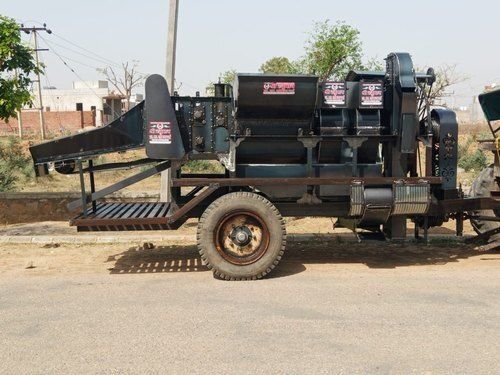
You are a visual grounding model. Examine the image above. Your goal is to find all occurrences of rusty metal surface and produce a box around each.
[71,184,221,231]
[432,197,500,215]
[172,177,442,188]
[167,184,220,224]
[70,202,172,229]
[214,211,270,266]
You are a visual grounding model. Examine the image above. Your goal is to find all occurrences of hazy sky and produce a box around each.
[4,0,500,106]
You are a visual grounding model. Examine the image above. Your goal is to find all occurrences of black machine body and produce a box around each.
[30,52,462,241]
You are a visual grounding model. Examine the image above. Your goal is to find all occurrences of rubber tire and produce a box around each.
[197,192,286,280]
[469,166,500,240]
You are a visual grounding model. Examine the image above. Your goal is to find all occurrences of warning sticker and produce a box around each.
[323,82,346,107]
[360,82,384,107]
[148,122,172,144]
[263,82,296,95]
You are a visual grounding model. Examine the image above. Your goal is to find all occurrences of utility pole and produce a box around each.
[165,0,179,90]
[16,109,23,138]
[20,24,52,140]
[471,96,477,124]
[14,69,23,138]
[161,0,179,202]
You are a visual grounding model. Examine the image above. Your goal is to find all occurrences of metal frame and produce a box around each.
[70,161,172,213]
[171,176,442,188]
[68,159,500,236]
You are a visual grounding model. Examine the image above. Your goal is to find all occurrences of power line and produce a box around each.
[30,26,202,100]
[41,37,123,69]
[48,51,103,71]
[40,35,122,119]
[38,52,64,130]
[20,24,52,140]
[51,32,123,68]
[44,33,151,78]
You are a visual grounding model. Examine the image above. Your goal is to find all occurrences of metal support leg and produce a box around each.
[386,216,407,241]
[77,160,88,218]
[423,216,429,244]
[88,159,97,213]
[306,147,313,177]
[456,213,463,237]
[414,219,420,240]
[352,147,358,177]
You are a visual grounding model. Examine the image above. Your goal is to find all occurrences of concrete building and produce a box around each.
[39,81,143,126]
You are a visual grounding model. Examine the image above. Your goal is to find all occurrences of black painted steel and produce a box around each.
[29,50,489,242]
[144,74,185,160]
[29,101,144,167]
[235,74,318,120]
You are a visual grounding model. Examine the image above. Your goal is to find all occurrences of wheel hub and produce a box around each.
[214,211,270,265]
[230,226,253,246]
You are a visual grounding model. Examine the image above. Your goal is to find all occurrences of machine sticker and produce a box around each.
[360,82,384,107]
[263,82,296,95]
[323,82,346,106]
[148,121,172,144]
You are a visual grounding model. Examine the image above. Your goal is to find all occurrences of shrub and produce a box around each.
[458,149,488,173]
[458,136,474,161]
[0,137,33,191]
[182,160,225,174]
[457,135,488,173]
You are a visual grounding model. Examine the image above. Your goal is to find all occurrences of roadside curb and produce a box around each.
[0,234,195,245]
[0,233,468,245]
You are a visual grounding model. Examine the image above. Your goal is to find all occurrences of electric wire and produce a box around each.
[39,35,123,119]
[51,31,123,68]
[41,38,123,69]
[26,24,203,95]
[38,51,64,131]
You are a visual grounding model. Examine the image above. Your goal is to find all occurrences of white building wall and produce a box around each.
[36,81,142,127]
[39,81,111,127]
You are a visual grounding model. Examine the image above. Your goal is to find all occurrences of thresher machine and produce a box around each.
[30,52,500,280]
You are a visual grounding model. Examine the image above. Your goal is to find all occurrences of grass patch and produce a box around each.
[182,160,225,174]
[458,135,488,175]
[0,136,34,191]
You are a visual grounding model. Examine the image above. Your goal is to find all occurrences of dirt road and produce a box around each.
[1,239,499,373]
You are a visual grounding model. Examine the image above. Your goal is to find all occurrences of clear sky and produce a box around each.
[3,0,499,106]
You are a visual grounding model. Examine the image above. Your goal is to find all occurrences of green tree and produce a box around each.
[301,20,364,80]
[219,69,237,84]
[361,57,384,72]
[207,20,377,91]
[0,16,40,122]
[259,57,298,74]
[206,69,237,96]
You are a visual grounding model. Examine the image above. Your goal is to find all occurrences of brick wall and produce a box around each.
[0,111,95,137]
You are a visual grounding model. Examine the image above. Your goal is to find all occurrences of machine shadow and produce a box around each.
[283,238,492,270]
[106,237,492,277]
[107,245,208,275]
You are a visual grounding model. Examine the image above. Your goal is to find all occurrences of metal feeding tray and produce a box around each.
[70,202,173,232]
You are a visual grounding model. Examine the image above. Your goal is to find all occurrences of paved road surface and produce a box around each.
[0,241,499,374]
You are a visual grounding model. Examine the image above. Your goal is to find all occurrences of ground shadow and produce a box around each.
[284,238,497,269]
[107,237,498,277]
[107,244,207,274]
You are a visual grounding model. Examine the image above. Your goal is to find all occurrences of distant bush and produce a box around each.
[0,137,33,191]
[457,135,488,173]
[182,160,225,174]
[458,150,488,173]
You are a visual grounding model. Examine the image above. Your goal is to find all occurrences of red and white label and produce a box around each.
[148,121,172,144]
[323,82,346,106]
[360,82,383,107]
[263,82,296,95]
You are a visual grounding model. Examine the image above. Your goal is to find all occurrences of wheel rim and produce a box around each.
[214,210,270,265]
